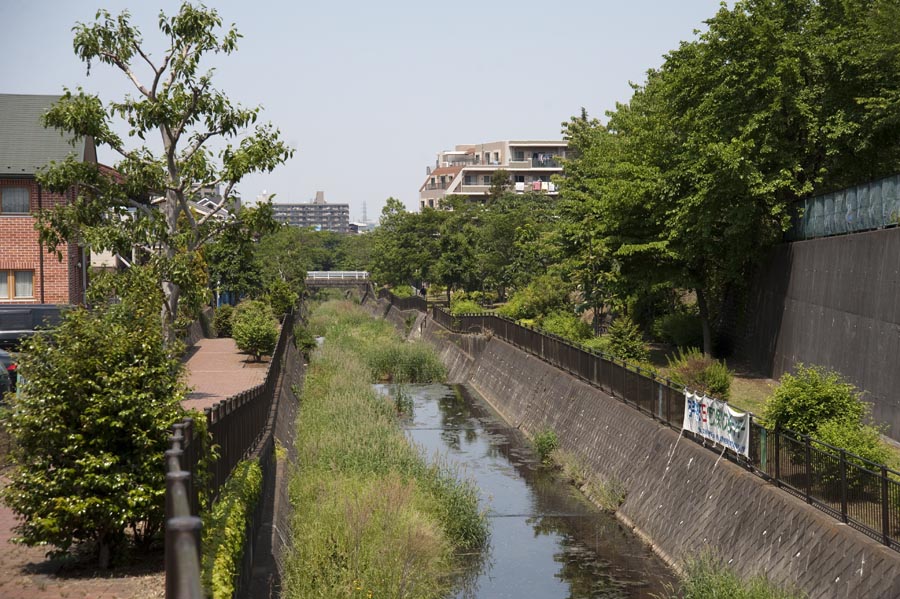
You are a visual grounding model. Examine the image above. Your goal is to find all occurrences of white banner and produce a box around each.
[682,391,750,457]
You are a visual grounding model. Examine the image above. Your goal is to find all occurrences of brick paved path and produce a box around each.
[0,336,265,598]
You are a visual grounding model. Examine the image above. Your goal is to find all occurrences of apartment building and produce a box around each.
[272,191,350,233]
[419,140,568,209]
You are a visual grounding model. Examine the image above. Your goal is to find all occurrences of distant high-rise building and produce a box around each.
[272,191,350,233]
[419,139,568,209]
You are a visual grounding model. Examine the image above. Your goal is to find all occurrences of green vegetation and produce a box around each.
[450,299,485,316]
[283,301,487,598]
[670,554,804,599]
[202,459,262,599]
[36,3,292,344]
[554,449,627,513]
[763,365,891,468]
[606,316,649,364]
[1,267,185,568]
[214,304,235,338]
[667,347,733,401]
[232,300,278,361]
[653,312,703,349]
[292,324,318,360]
[533,429,560,464]
[540,311,591,342]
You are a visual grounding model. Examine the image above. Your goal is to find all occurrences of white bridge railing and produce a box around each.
[305,271,370,281]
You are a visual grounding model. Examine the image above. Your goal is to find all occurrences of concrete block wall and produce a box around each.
[395,306,900,599]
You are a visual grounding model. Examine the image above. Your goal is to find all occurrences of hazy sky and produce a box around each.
[2,1,728,220]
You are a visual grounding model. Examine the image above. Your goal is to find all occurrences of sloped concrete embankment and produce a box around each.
[372,302,900,599]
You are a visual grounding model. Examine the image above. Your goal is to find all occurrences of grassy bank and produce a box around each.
[283,301,487,598]
[668,555,804,599]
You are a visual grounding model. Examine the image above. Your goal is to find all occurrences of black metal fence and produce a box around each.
[164,312,294,598]
[389,293,900,551]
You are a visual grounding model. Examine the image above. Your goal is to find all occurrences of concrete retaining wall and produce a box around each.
[380,303,900,598]
[740,228,900,438]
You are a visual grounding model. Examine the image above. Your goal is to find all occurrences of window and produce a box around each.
[483,175,492,185]
[494,152,500,164]
[515,175,525,183]
[464,175,475,185]
[1,187,29,214]
[513,151,524,161]
[0,270,34,299]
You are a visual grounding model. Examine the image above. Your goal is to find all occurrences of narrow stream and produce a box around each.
[376,383,677,599]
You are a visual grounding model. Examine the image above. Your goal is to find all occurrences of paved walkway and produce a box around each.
[182,337,270,411]
[0,336,266,598]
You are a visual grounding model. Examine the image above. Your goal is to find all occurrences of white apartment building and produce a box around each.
[419,140,568,209]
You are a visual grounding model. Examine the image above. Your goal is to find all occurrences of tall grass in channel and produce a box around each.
[308,300,445,383]
[283,300,487,599]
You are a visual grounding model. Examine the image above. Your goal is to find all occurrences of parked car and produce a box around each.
[0,349,16,393]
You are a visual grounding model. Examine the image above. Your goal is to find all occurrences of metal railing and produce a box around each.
[164,311,294,598]
[306,271,369,281]
[386,292,900,551]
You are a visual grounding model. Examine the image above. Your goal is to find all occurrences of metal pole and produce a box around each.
[882,464,891,547]
[840,450,848,524]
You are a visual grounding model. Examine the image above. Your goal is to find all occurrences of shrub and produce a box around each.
[202,459,262,599]
[540,311,592,342]
[815,419,891,471]
[653,312,703,348]
[2,270,185,567]
[606,315,649,363]
[265,278,298,316]
[232,300,278,361]
[390,285,414,298]
[496,273,569,320]
[763,365,864,436]
[581,335,612,354]
[450,299,485,316]
[533,429,559,464]
[214,304,235,338]
[293,325,318,360]
[666,347,733,401]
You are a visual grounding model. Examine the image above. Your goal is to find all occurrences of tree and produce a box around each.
[2,266,186,567]
[370,198,444,288]
[37,3,293,344]
[205,200,278,303]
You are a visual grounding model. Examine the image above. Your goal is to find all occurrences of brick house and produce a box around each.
[0,94,94,340]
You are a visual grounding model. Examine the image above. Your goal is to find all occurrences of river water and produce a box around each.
[376,383,677,599]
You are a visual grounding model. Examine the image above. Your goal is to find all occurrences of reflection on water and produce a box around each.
[375,383,677,599]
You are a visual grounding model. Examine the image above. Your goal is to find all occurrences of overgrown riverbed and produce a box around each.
[282,301,488,598]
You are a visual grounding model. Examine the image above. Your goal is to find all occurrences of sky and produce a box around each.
[1,0,729,220]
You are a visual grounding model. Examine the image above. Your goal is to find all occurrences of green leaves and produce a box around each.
[2,267,185,563]
[40,2,293,344]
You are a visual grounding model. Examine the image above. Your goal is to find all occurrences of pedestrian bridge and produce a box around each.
[305,271,371,291]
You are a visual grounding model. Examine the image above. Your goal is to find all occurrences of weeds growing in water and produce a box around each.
[393,384,414,415]
[533,429,559,464]
[283,300,487,599]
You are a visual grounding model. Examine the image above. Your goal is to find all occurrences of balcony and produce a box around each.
[532,157,562,168]
[515,181,558,193]
[424,182,452,191]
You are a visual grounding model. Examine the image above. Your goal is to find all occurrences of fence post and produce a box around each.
[882,464,891,547]
[774,431,781,487]
[804,435,812,504]
[759,428,767,475]
[840,450,848,524]
[657,382,663,421]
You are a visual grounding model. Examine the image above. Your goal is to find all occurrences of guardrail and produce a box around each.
[164,311,294,598]
[385,292,900,551]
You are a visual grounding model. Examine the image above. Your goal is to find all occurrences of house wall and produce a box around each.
[0,178,82,305]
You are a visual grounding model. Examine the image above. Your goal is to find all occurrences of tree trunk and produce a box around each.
[696,287,713,356]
